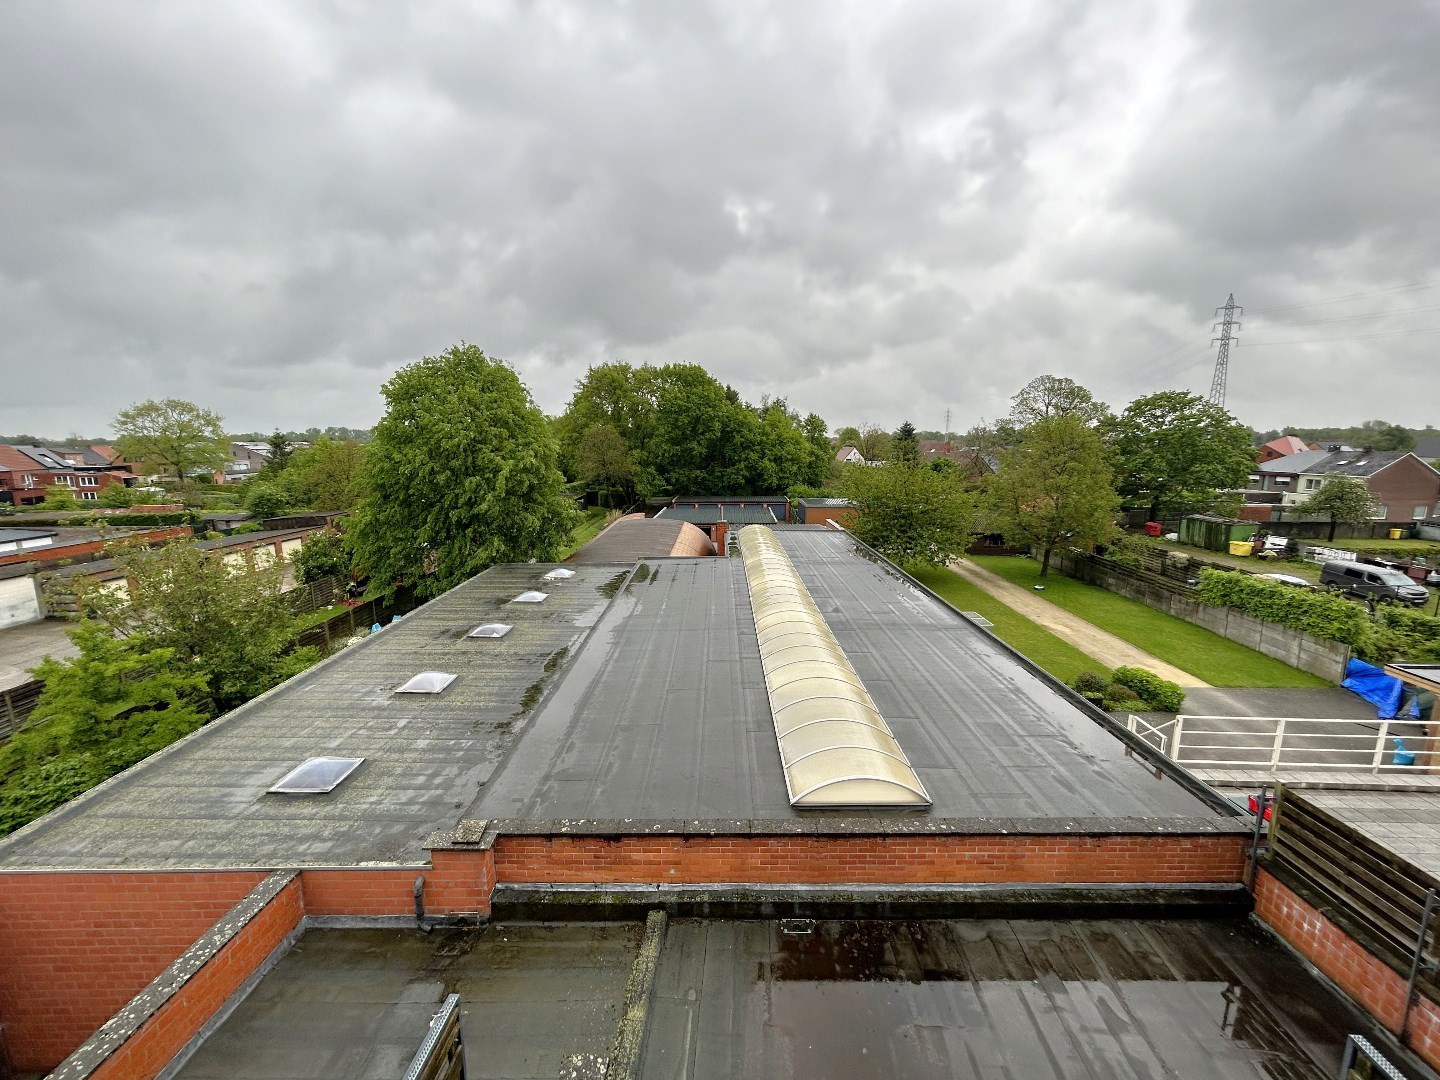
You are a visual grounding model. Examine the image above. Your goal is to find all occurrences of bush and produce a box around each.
[1112,666,1186,713]
[229,522,264,535]
[1102,684,1143,711]
[1104,533,1159,571]
[293,531,351,584]
[1196,569,1375,650]
[1072,671,1109,696]
[1369,605,1440,665]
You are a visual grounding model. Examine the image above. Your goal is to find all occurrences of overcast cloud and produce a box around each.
[3,0,1439,438]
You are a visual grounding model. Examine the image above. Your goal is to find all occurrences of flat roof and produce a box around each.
[567,515,710,563]
[655,505,777,524]
[171,918,1385,1080]
[469,529,1222,824]
[0,563,630,869]
[1303,790,1440,880]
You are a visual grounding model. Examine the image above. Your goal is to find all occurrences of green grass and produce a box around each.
[909,565,1110,686]
[558,507,611,560]
[970,555,1330,688]
[1152,539,1321,582]
[1333,538,1440,557]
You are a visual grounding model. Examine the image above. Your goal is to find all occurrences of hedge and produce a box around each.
[1112,666,1186,713]
[1195,568,1375,649]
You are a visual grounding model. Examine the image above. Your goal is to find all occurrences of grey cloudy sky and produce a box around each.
[3,0,1439,439]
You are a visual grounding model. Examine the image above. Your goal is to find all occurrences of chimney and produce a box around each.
[713,521,728,555]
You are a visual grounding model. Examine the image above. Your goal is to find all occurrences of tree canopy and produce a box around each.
[1008,375,1110,428]
[842,458,975,567]
[1296,475,1381,540]
[350,343,574,596]
[1107,391,1254,520]
[113,398,228,482]
[985,415,1118,576]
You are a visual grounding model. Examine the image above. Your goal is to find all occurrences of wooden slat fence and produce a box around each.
[1265,787,1440,997]
[0,680,43,743]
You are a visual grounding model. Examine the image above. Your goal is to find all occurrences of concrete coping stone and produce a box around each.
[431,814,1252,849]
[46,869,298,1080]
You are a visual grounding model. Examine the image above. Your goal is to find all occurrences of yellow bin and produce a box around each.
[1389,528,1404,540]
[1228,541,1254,557]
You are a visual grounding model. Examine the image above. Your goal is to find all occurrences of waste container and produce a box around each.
[1143,521,1163,537]
[1228,541,1254,557]
[1389,528,1405,540]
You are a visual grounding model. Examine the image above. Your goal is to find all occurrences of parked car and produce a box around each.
[1256,573,1313,589]
[1319,561,1430,607]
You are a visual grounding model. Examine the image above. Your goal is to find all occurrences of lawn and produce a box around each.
[1152,539,1321,582]
[1333,538,1440,558]
[558,507,611,560]
[969,555,1331,689]
[909,565,1110,686]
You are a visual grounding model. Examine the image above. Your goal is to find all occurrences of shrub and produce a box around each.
[1072,671,1109,696]
[1112,666,1186,713]
[1196,568,1375,650]
[1368,605,1440,665]
[1102,684,1143,711]
[1104,534,1159,571]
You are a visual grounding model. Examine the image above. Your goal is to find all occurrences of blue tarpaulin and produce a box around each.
[1342,659,1417,720]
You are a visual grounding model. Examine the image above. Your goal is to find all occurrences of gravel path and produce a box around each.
[948,558,1211,688]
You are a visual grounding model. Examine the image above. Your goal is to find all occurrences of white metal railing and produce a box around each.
[1136,714,1435,775]
[1124,714,1174,755]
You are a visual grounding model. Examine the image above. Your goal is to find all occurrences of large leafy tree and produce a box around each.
[350,343,574,596]
[800,413,833,488]
[1296,475,1381,541]
[57,537,303,712]
[843,459,976,567]
[284,436,367,510]
[554,362,661,479]
[0,624,210,835]
[985,415,1119,576]
[1358,420,1417,452]
[891,421,920,465]
[113,398,228,482]
[1107,391,1254,520]
[1008,375,1110,428]
[855,424,892,463]
[576,423,636,507]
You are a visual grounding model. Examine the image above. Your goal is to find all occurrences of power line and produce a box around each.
[1247,301,1440,328]
[1246,278,1440,316]
[1239,325,1440,347]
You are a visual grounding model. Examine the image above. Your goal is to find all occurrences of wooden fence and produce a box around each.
[1266,787,1440,997]
[0,681,43,744]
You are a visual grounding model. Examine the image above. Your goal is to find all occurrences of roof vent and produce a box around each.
[542,568,576,581]
[511,591,548,603]
[396,672,457,694]
[268,756,364,794]
[468,623,513,639]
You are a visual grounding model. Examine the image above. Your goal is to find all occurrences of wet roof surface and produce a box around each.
[172,918,1384,1080]
[471,530,1222,823]
[0,563,628,869]
[174,923,641,1079]
[644,918,1368,1080]
[1303,790,1440,879]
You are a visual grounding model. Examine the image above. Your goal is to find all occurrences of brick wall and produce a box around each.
[0,527,192,567]
[492,833,1247,886]
[84,875,304,1080]
[0,870,266,1073]
[1254,869,1440,1069]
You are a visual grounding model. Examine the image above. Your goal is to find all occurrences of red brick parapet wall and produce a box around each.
[1254,868,1440,1070]
[489,832,1249,886]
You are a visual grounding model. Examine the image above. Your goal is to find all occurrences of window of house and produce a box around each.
[78,476,97,487]
[80,491,98,501]
[1373,505,1388,519]
[1303,478,1319,490]
[21,475,35,488]
[55,475,73,486]
[1416,506,1431,520]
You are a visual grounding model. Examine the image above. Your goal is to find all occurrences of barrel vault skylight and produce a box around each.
[736,526,931,809]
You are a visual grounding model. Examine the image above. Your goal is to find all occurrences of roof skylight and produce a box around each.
[511,591,549,603]
[542,568,576,581]
[268,756,364,794]
[468,623,513,639]
[396,671,458,694]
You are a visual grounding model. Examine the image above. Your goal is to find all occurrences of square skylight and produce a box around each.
[511,591,549,603]
[268,757,364,794]
[396,671,458,694]
[542,568,576,581]
[468,623,513,639]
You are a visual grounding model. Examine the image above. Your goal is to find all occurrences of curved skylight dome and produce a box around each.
[511,591,549,603]
[737,526,930,809]
[468,623,513,639]
[542,568,576,581]
[396,671,457,694]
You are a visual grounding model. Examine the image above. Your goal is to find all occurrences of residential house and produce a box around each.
[1248,449,1440,522]
[1255,435,1312,462]
[834,444,864,464]
[0,444,133,507]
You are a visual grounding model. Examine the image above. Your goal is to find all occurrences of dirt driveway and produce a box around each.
[948,559,1210,688]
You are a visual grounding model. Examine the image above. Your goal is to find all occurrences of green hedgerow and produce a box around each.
[1112,666,1186,713]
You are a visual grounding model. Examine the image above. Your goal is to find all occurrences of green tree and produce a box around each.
[56,537,301,712]
[284,437,367,510]
[554,362,660,479]
[243,478,292,519]
[800,413,834,488]
[350,343,574,596]
[843,460,976,567]
[1107,391,1254,520]
[113,398,228,483]
[576,423,636,507]
[856,424,891,462]
[632,365,755,496]
[891,421,920,465]
[292,530,351,584]
[985,415,1119,576]
[264,431,296,472]
[1296,475,1381,541]
[835,425,863,450]
[1008,375,1110,428]
[36,484,79,511]
[97,482,139,508]
[0,623,210,834]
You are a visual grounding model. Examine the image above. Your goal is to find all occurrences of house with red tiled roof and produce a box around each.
[1257,435,1314,462]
